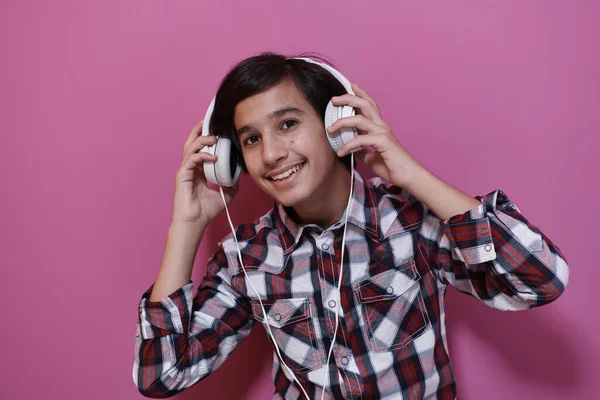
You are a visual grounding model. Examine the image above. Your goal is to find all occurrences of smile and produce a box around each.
[268,163,305,181]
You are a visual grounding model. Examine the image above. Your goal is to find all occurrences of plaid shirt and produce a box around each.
[133,171,569,399]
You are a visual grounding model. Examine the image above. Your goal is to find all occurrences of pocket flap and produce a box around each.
[252,298,310,328]
[355,260,420,303]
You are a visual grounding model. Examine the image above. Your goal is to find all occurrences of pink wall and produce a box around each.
[1,0,597,398]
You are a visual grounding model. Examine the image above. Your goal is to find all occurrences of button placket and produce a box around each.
[316,232,334,253]
[325,289,342,313]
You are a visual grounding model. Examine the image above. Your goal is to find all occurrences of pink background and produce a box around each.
[1,0,598,399]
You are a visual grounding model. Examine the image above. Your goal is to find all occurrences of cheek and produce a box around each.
[242,151,260,174]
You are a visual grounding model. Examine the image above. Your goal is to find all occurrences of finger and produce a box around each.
[180,151,217,172]
[336,134,383,157]
[183,120,206,153]
[352,83,380,113]
[183,134,217,160]
[327,115,383,137]
[330,94,383,123]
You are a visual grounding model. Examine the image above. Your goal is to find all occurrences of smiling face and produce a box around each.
[234,78,349,210]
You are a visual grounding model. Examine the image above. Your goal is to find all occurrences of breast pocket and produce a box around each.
[252,297,323,374]
[354,260,430,352]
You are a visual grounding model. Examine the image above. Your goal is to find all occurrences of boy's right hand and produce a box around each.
[172,120,239,227]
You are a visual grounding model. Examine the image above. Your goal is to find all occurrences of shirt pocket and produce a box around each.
[252,297,323,374]
[354,260,430,352]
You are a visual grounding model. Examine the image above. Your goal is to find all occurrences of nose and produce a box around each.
[261,132,287,166]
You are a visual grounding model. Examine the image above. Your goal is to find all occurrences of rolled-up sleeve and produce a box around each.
[419,189,569,311]
[133,247,253,398]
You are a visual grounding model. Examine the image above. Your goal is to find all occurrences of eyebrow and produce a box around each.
[236,107,305,136]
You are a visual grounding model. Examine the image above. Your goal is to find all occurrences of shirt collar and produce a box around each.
[273,170,381,255]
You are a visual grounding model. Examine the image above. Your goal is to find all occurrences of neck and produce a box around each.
[288,162,353,229]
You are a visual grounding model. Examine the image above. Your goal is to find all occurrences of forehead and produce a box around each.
[233,79,314,126]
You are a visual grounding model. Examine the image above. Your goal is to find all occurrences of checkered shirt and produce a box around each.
[133,171,569,399]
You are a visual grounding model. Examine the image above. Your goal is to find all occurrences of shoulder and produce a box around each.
[367,176,428,235]
[368,176,409,201]
[213,207,283,275]
[218,207,278,247]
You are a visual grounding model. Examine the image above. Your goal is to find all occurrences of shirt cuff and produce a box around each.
[440,190,512,265]
[136,281,194,340]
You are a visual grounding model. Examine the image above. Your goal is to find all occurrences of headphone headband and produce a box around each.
[202,56,353,141]
[290,57,355,95]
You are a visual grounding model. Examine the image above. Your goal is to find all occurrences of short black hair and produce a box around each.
[209,52,351,172]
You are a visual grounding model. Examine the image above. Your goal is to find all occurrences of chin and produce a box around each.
[269,189,310,208]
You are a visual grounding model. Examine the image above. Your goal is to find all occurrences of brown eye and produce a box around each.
[244,135,260,146]
[282,120,297,130]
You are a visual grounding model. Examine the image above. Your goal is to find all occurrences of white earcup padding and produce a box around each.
[201,136,241,187]
[201,97,241,187]
[213,137,241,187]
[200,140,218,185]
[325,100,359,154]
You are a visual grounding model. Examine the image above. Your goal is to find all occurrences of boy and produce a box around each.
[133,53,569,399]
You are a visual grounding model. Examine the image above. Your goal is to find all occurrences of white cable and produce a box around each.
[321,153,354,400]
[219,186,311,400]
[219,153,355,400]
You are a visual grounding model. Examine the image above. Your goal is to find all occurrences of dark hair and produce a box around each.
[209,52,351,172]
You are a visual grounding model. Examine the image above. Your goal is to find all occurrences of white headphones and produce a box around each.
[200,57,359,187]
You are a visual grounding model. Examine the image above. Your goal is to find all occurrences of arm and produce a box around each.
[410,168,569,309]
[132,120,246,397]
[325,85,569,309]
[133,243,253,398]
[149,222,206,302]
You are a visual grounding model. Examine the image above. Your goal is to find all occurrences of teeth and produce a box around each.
[271,164,302,181]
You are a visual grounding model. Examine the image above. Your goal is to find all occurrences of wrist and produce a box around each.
[170,217,209,232]
[401,163,430,193]
[167,221,206,249]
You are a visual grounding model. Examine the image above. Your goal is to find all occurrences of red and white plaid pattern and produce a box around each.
[133,171,569,399]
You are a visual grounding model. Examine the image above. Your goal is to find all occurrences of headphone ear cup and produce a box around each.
[201,137,241,187]
[214,137,241,187]
[201,141,218,186]
[324,100,359,154]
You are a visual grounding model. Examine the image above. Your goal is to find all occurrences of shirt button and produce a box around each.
[386,286,394,294]
[484,244,492,252]
[481,228,488,235]
[328,300,336,308]
[274,314,282,322]
[341,356,349,365]
[321,243,330,250]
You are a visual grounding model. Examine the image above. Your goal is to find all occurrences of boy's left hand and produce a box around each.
[327,83,425,189]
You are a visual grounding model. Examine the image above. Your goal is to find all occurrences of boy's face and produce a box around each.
[233,79,342,208]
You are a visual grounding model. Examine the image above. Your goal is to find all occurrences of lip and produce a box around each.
[264,162,305,179]
[265,162,305,188]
